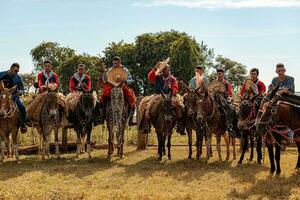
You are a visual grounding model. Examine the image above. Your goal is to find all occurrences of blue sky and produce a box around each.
[0,0,300,89]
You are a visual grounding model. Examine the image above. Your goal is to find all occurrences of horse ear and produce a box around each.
[180,81,190,93]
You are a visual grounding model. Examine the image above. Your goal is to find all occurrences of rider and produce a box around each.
[270,63,295,95]
[37,60,60,92]
[189,65,209,90]
[0,63,27,133]
[98,56,136,125]
[145,59,184,134]
[69,64,91,92]
[240,68,266,98]
[214,67,239,137]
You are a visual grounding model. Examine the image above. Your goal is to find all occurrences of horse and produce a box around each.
[256,92,300,174]
[181,82,206,159]
[68,91,95,158]
[237,95,263,164]
[196,91,230,162]
[104,86,130,159]
[0,82,21,162]
[34,90,64,160]
[151,93,177,160]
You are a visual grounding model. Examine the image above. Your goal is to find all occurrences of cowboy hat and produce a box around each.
[244,79,255,91]
[207,80,226,93]
[107,67,128,86]
[155,57,170,75]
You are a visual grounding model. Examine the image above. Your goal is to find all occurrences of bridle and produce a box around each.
[0,93,17,119]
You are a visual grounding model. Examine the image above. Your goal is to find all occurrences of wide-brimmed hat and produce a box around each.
[244,79,255,91]
[107,67,128,86]
[207,80,226,93]
[155,57,170,75]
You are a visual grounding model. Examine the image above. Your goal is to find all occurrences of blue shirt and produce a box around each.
[271,75,295,94]
[189,76,209,89]
[0,71,24,96]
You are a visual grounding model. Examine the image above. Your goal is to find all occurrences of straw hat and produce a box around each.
[207,80,226,93]
[107,67,128,86]
[244,79,255,91]
[155,57,170,75]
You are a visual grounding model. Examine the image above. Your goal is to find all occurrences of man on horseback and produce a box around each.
[270,63,295,94]
[0,63,27,133]
[69,64,91,92]
[240,68,266,98]
[145,58,184,133]
[37,60,59,92]
[98,56,136,125]
[189,65,209,90]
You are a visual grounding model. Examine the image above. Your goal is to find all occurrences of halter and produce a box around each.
[0,93,18,119]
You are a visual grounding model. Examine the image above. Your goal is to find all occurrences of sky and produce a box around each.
[0,0,300,89]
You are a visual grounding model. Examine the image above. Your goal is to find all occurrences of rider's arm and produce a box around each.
[69,76,75,92]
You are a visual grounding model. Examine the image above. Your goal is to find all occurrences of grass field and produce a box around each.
[1,126,300,200]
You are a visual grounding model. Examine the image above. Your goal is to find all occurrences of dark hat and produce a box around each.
[216,67,224,72]
[195,65,203,70]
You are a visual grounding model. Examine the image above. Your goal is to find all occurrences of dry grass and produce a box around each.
[1,141,300,200]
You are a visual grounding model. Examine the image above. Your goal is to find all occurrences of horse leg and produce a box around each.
[86,127,92,159]
[238,132,248,164]
[118,128,125,159]
[205,135,211,163]
[216,136,222,161]
[232,137,236,160]
[249,135,254,162]
[275,136,282,175]
[187,126,193,159]
[6,136,11,158]
[41,134,47,160]
[107,124,114,159]
[76,131,81,158]
[46,135,50,158]
[167,133,172,160]
[11,129,20,163]
[256,134,262,165]
[54,129,60,159]
[223,133,230,161]
[267,142,275,174]
[0,136,5,162]
[157,132,163,160]
[296,142,300,170]
[198,132,204,160]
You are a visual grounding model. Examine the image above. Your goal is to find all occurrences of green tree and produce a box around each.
[21,72,36,94]
[209,55,247,92]
[30,41,75,72]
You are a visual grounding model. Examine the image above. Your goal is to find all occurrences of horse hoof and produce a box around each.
[56,156,61,160]
[258,161,262,165]
[238,161,242,165]
[276,171,281,176]
[168,157,172,160]
[196,156,200,160]
[188,156,192,159]
[16,160,21,164]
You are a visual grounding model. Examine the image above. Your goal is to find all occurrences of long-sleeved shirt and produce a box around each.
[37,71,60,89]
[240,79,266,97]
[0,71,24,96]
[147,68,179,95]
[270,75,295,94]
[218,78,233,97]
[69,73,91,92]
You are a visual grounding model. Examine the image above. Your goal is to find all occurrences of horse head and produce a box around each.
[45,90,59,117]
[195,90,212,124]
[160,92,176,128]
[181,81,200,117]
[0,81,16,118]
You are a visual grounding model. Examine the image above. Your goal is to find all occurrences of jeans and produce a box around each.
[12,95,26,125]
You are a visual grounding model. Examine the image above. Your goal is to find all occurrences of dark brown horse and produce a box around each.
[237,95,263,164]
[0,82,20,162]
[256,92,300,174]
[181,82,206,159]
[151,93,177,160]
[196,91,230,162]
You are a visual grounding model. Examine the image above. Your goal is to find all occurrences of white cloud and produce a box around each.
[133,0,300,9]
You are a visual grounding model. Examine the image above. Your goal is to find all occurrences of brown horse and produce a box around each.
[181,82,206,159]
[237,95,263,164]
[151,93,177,160]
[196,91,230,162]
[32,90,64,160]
[0,82,20,162]
[256,93,300,174]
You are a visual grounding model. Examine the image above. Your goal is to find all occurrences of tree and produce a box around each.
[57,54,103,93]
[21,72,36,94]
[209,55,247,92]
[30,41,75,72]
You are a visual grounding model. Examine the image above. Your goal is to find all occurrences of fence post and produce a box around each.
[136,96,148,150]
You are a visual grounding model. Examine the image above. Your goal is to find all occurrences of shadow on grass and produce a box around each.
[227,171,300,199]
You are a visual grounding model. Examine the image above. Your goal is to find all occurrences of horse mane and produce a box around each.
[279,93,300,106]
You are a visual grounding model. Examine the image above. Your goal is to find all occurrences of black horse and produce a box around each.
[68,91,94,158]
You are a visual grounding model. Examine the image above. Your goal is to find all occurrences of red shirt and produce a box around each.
[69,74,91,92]
[37,71,59,89]
[219,79,233,97]
[240,79,266,97]
[147,69,179,95]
